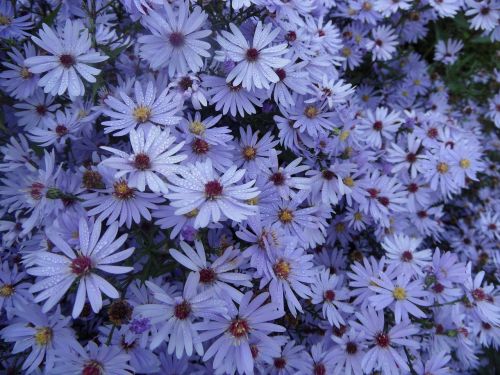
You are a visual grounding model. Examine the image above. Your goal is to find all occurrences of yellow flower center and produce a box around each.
[20,67,32,79]
[354,212,363,221]
[393,287,407,300]
[246,197,259,205]
[278,209,294,224]
[184,208,199,218]
[133,105,151,123]
[243,146,257,160]
[341,47,352,57]
[304,105,319,119]
[343,176,354,187]
[0,15,11,25]
[34,327,53,346]
[459,159,471,169]
[362,2,372,11]
[0,284,14,297]
[339,130,350,141]
[336,222,345,232]
[436,162,449,174]
[189,120,206,135]
[273,259,291,280]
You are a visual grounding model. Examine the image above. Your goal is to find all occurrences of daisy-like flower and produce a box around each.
[287,95,335,137]
[266,340,306,375]
[0,43,39,99]
[198,291,285,375]
[465,0,499,31]
[28,109,81,148]
[102,80,182,136]
[429,0,461,17]
[310,269,353,327]
[369,271,432,323]
[263,241,315,316]
[0,1,32,39]
[387,133,425,178]
[139,3,211,76]
[421,145,460,199]
[52,341,133,374]
[166,159,259,228]
[464,266,500,326]
[329,328,366,375]
[269,61,311,108]
[382,233,432,276]
[0,303,80,374]
[25,20,108,97]
[366,25,398,61]
[348,256,393,307]
[169,73,209,109]
[169,240,252,301]
[178,112,232,146]
[374,0,412,15]
[0,261,32,319]
[352,306,420,375]
[413,351,451,375]
[134,273,227,357]
[101,126,186,194]
[14,89,60,129]
[27,217,134,318]
[307,161,356,206]
[217,21,289,89]
[309,74,355,109]
[357,107,402,148]
[435,39,464,65]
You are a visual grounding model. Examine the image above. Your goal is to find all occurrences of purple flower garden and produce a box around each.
[0,0,499,374]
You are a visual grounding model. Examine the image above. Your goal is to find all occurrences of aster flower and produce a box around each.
[13,89,60,129]
[464,266,500,326]
[435,39,464,65]
[102,80,182,136]
[0,261,32,319]
[348,256,390,307]
[0,43,39,99]
[465,0,499,31]
[198,291,285,375]
[25,20,108,97]
[387,133,425,178]
[0,1,32,39]
[139,3,211,76]
[27,217,134,318]
[429,0,461,17]
[299,341,336,375]
[169,240,252,301]
[216,22,289,90]
[101,126,186,193]
[28,108,81,148]
[265,340,306,375]
[178,112,231,146]
[134,273,227,357]
[382,234,432,276]
[357,106,402,148]
[0,303,79,374]
[166,159,259,228]
[366,25,398,61]
[310,269,353,327]
[269,61,311,107]
[52,341,133,374]
[329,328,367,375]
[309,74,355,109]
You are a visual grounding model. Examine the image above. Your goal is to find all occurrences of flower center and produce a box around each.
[169,32,185,47]
[192,138,210,154]
[245,48,260,62]
[36,105,47,115]
[59,54,76,68]
[0,15,11,25]
[375,39,383,47]
[313,363,326,375]
[228,318,250,338]
[304,105,319,119]
[375,332,390,347]
[459,159,471,169]
[401,251,413,262]
[179,76,193,91]
[346,342,358,354]
[432,283,444,293]
[373,121,383,131]
[278,209,294,224]
[354,212,363,221]
[343,176,354,187]
[407,183,419,193]
[322,170,335,180]
[273,259,291,280]
[134,153,151,170]
[174,300,192,320]
[189,120,206,135]
[82,360,103,375]
[242,146,257,160]
[436,162,449,174]
[83,170,103,189]
[34,327,52,346]
[70,256,93,276]
[108,300,133,325]
[377,196,390,206]
[427,128,438,138]
[472,288,486,301]
[275,68,286,81]
[30,182,45,200]
[20,67,32,79]
[406,153,417,163]
[274,357,286,369]
[270,172,286,186]
[113,180,135,200]
[204,180,223,200]
[367,188,379,198]
[285,31,297,42]
[324,290,335,302]
[0,284,14,297]
[133,105,151,123]
[55,124,68,136]
[393,286,406,300]
[199,267,216,284]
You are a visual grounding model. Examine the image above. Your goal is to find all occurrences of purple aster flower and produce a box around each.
[0,43,39,99]
[216,21,289,90]
[102,80,182,136]
[435,39,464,65]
[27,217,134,318]
[14,89,60,129]
[28,108,82,149]
[178,112,232,146]
[25,20,108,97]
[387,133,425,178]
[329,328,367,375]
[134,272,227,357]
[265,340,306,375]
[357,106,402,148]
[348,256,390,307]
[101,125,186,194]
[0,1,32,39]
[138,3,211,76]
[0,261,32,319]
[366,25,398,61]
[269,61,311,108]
[197,291,285,375]
[464,266,500,326]
[0,303,80,374]
[299,341,336,375]
[169,240,252,301]
[465,0,498,31]
[166,159,259,228]
[382,233,432,276]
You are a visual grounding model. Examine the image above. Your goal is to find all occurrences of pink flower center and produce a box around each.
[276,68,286,81]
[70,256,92,276]
[432,283,444,293]
[270,172,285,186]
[274,357,286,369]
[375,332,390,347]
[406,153,417,163]
[285,31,297,42]
[372,121,383,131]
[59,54,76,68]
[199,267,216,284]
[367,188,379,198]
[174,300,191,320]
[204,180,223,200]
[55,125,68,136]
[169,32,185,47]
[30,182,45,200]
[401,251,413,262]
[472,288,486,301]
[377,196,390,206]
[82,360,102,375]
[36,105,47,115]
[134,153,151,170]
[407,183,419,193]
[192,139,210,154]
[313,363,326,375]
[324,290,335,302]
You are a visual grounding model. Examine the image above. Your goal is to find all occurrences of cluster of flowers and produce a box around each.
[0,0,499,374]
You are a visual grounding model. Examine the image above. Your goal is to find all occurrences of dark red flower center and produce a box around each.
[228,318,250,338]
[401,251,413,262]
[245,48,260,62]
[324,290,335,302]
[377,196,390,206]
[472,288,486,301]
[322,170,336,180]
[192,139,210,154]
[274,357,286,369]
[30,182,45,200]
[199,267,216,284]
[482,322,492,330]
[373,121,383,131]
[204,180,223,199]
[285,31,297,42]
[313,363,326,375]
[70,256,93,276]
[417,210,427,218]
[179,76,193,91]
[276,68,286,81]
[367,188,379,198]
[427,128,438,138]
[375,332,390,347]
[169,32,185,47]
[82,360,102,375]
[270,172,285,186]
[406,153,417,163]
[174,300,191,320]
[432,283,444,293]
[59,54,76,68]
[36,105,47,115]
[346,341,358,354]
[134,153,151,170]
[435,324,444,334]
[55,125,68,136]
[407,183,419,193]
[375,39,383,47]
